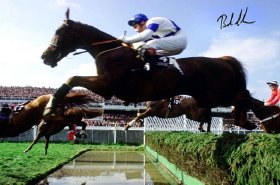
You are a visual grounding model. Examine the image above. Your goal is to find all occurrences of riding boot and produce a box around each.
[143,53,159,71]
[43,83,71,121]
[168,97,174,109]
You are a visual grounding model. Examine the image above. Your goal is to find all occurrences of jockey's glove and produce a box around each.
[118,35,127,42]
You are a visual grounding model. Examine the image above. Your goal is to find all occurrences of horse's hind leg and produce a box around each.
[198,122,206,132]
[44,136,50,155]
[79,121,87,138]
[206,121,211,132]
[235,90,257,130]
[125,108,152,131]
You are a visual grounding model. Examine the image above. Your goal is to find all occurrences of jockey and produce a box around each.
[265,80,280,106]
[0,104,12,123]
[119,13,187,71]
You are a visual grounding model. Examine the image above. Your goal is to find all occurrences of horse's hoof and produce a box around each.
[198,128,206,132]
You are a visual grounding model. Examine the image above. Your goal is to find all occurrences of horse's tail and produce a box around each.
[221,56,247,90]
[63,92,94,106]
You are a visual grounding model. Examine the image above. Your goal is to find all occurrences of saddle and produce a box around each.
[13,101,30,114]
[137,47,184,74]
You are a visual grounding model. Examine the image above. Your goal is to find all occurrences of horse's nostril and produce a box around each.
[41,54,45,60]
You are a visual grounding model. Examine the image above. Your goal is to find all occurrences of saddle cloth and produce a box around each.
[157,57,184,75]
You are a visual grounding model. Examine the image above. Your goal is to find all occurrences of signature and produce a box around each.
[217,7,256,29]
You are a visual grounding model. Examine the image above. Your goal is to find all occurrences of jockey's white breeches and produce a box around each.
[142,31,187,56]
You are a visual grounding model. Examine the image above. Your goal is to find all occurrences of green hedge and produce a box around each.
[145,132,280,185]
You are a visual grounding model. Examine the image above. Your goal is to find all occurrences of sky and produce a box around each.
[0,0,279,101]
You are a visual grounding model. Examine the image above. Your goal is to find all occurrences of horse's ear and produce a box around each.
[65,8,70,20]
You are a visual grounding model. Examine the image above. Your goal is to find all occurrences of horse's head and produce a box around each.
[41,9,81,67]
[42,8,122,68]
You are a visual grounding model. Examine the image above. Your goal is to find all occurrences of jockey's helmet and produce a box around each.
[267,80,278,86]
[128,13,148,26]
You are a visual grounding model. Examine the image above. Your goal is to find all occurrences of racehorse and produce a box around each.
[249,96,280,133]
[125,97,212,132]
[41,8,255,130]
[24,107,102,155]
[0,93,96,138]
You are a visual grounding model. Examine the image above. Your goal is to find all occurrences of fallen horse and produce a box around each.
[24,107,102,155]
[0,93,96,138]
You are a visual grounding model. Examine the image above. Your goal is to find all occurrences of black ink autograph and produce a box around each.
[217,7,256,29]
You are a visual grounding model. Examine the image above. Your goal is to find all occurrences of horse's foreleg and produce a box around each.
[66,76,112,99]
[24,131,43,153]
[44,76,110,120]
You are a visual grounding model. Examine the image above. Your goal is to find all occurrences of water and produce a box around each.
[38,151,178,185]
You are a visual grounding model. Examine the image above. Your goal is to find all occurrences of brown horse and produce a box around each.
[41,9,255,130]
[24,107,102,155]
[0,93,95,138]
[249,97,280,133]
[125,97,212,132]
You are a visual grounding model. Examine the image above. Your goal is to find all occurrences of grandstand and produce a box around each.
[0,86,260,129]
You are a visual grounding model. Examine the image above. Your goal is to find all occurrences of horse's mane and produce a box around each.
[67,20,116,41]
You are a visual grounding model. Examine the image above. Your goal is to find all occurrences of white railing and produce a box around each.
[144,115,224,134]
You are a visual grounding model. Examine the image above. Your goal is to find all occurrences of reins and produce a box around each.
[72,39,121,56]
[91,39,119,46]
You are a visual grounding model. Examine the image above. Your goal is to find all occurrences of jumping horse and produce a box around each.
[41,8,256,130]
[125,97,212,132]
[24,107,102,155]
[0,93,100,138]
[249,97,280,133]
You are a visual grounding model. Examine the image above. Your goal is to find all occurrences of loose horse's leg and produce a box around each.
[80,121,87,138]
[44,76,110,121]
[24,121,46,153]
[125,108,152,131]
[24,135,41,153]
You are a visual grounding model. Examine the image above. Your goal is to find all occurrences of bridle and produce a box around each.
[47,21,132,63]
